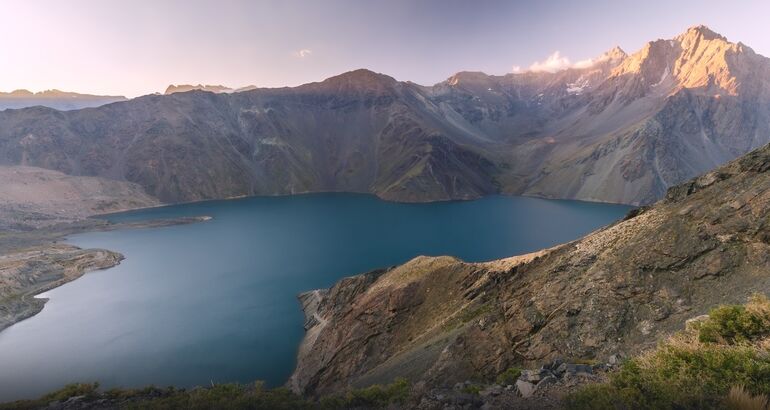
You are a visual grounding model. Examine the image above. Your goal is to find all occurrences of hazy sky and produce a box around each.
[1,0,769,97]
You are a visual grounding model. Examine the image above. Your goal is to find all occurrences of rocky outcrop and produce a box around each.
[290,141,770,396]
[0,26,768,205]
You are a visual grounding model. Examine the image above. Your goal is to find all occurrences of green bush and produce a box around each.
[496,367,522,386]
[697,296,770,344]
[126,384,313,409]
[461,384,482,395]
[320,378,411,409]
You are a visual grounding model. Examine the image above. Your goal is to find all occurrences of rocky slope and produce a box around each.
[289,140,770,396]
[0,89,126,111]
[0,26,766,205]
[0,165,159,231]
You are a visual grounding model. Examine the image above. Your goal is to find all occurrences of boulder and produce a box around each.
[516,380,536,398]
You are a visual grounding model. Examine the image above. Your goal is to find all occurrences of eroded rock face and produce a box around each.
[290,142,770,396]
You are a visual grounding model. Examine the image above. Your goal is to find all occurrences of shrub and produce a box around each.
[461,384,482,395]
[0,383,101,410]
[698,295,770,344]
[42,382,100,401]
[496,367,522,386]
[320,378,411,409]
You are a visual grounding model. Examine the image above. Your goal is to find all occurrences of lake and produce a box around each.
[0,193,631,400]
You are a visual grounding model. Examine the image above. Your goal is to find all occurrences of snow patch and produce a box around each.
[651,66,670,87]
[566,75,591,95]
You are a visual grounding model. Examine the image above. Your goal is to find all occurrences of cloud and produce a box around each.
[511,65,522,73]
[522,51,600,73]
[294,49,312,58]
[528,51,572,73]
[572,58,596,69]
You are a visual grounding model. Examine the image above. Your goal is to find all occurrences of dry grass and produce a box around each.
[727,386,769,410]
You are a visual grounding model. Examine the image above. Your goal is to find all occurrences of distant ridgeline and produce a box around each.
[0,89,126,111]
[0,25,769,206]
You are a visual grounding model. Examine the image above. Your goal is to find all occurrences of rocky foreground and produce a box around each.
[289,141,770,400]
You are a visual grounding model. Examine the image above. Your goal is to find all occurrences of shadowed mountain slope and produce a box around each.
[0,26,768,205]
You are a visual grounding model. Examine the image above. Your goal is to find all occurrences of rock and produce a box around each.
[543,358,564,371]
[480,384,503,397]
[516,380,536,398]
[556,363,594,378]
[572,364,594,376]
[685,314,710,331]
[520,368,553,383]
[608,354,621,365]
[536,375,558,390]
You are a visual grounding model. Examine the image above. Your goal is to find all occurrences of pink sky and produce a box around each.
[1,0,769,97]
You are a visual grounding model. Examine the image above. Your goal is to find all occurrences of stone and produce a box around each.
[536,375,558,391]
[543,358,564,371]
[685,314,710,331]
[520,368,552,383]
[516,380,536,398]
[559,363,594,377]
[480,384,503,397]
[608,354,621,365]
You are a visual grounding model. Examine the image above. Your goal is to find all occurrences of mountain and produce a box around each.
[0,89,126,111]
[289,139,770,396]
[430,25,770,204]
[0,70,499,203]
[164,84,258,94]
[0,26,767,205]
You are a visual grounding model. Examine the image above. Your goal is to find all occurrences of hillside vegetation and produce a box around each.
[567,294,770,410]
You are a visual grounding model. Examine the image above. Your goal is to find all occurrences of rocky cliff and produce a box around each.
[0,26,767,205]
[289,140,770,396]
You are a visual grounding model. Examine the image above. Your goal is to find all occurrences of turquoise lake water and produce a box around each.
[0,193,631,400]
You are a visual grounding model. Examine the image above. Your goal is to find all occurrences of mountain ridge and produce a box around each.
[0,25,767,206]
[0,89,126,111]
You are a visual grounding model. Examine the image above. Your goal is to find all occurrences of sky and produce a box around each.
[1,0,769,97]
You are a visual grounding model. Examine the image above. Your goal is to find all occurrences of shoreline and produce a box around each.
[93,190,637,220]
[0,215,212,333]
